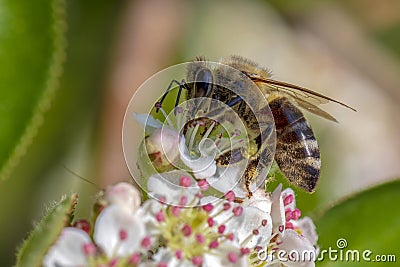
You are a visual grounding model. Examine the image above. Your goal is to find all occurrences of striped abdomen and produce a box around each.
[268,96,320,192]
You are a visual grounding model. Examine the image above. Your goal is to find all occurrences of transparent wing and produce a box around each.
[248,75,355,109]
[263,79,329,106]
[245,74,355,121]
[294,97,338,122]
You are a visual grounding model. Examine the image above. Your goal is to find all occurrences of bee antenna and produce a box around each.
[62,164,101,190]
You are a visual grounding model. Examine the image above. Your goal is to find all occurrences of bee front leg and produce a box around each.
[155,79,187,112]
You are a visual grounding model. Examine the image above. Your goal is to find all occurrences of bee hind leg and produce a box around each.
[245,179,253,198]
[244,157,260,198]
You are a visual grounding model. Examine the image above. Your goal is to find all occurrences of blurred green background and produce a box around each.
[1,0,399,266]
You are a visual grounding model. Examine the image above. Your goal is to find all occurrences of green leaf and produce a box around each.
[0,0,67,181]
[266,162,320,213]
[15,193,78,267]
[0,0,123,264]
[315,179,400,266]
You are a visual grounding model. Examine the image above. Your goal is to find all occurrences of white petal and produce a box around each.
[139,198,163,214]
[203,242,247,267]
[179,137,217,179]
[294,217,318,246]
[278,229,316,267]
[241,188,272,213]
[235,207,272,248]
[147,170,198,206]
[199,195,219,205]
[199,198,258,247]
[199,197,243,230]
[206,165,245,197]
[145,127,181,165]
[138,247,194,267]
[133,113,163,133]
[105,182,142,213]
[282,188,296,210]
[151,247,190,267]
[94,205,145,257]
[271,184,285,231]
[135,199,165,236]
[43,227,90,267]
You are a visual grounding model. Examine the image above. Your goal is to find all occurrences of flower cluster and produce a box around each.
[44,181,317,267]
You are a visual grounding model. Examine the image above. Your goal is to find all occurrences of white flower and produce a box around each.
[141,175,250,267]
[293,217,318,246]
[147,170,199,206]
[43,227,93,267]
[266,185,318,266]
[133,112,163,134]
[272,230,316,267]
[270,184,286,231]
[146,127,181,167]
[136,111,250,198]
[179,136,217,179]
[44,183,149,267]
[272,186,318,266]
[203,243,248,267]
[205,164,246,198]
[235,206,273,249]
[94,205,146,258]
[202,194,273,250]
[103,182,142,213]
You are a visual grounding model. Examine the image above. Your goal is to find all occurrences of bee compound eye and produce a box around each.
[194,68,213,97]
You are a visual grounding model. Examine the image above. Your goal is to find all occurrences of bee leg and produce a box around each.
[174,79,190,111]
[155,79,186,112]
[215,148,245,166]
[244,158,259,198]
[233,197,244,203]
[226,96,243,107]
[245,179,253,198]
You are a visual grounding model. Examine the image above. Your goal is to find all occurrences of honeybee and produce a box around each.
[156,55,355,196]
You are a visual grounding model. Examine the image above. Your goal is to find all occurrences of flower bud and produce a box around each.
[145,127,180,169]
[104,182,141,213]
